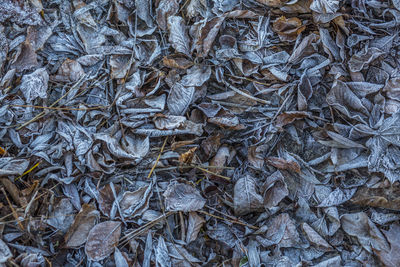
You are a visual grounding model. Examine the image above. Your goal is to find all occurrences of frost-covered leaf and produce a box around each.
[316,188,356,207]
[376,223,400,267]
[234,176,264,216]
[119,184,152,218]
[168,16,191,56]
[0,158,29,176]
[164,182,205,212]
[310,0,339,13]
[263,171,289,209]
[85,221,122,261]
[0,239,12,263]
[341,212,389,253]
[167,83,195,115]
[19,68,48,102]
[46,198,75,233]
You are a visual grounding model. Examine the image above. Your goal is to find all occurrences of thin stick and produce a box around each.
[147,137,168,179]
[197,210,258,230]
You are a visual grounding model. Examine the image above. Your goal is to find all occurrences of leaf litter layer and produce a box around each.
[1,0,400,266]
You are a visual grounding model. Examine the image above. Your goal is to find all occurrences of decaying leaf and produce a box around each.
[0,239,12,263]
[85,221,122,261]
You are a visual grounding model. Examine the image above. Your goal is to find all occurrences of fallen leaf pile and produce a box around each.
[1,0,400,266]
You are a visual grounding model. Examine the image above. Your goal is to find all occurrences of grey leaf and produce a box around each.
[168,16,191,56]
[167,83,195,115]
[163,181,206,212]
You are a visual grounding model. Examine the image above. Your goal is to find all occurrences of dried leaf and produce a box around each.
[376,223,400,267]
[234,176,264,216]
[167,83,195,115]
[119,184,152,218]
[64,204,100,248]
[272,16,305,42]
[85,221,122,261]
[186,212,205,244]
[351,186,400,210]
[168,16,191,56]
[263,171,289,209]
[19,68,49,102]
[301,223,333,251]
[164,182,206,212]
[0,239,12,263]
[341,212,389,253]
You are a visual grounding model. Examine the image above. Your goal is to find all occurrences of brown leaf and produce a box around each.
[272,16,306,42]
[10,40,38,72]
[194,17,225,57]
[275,111,311,129]
[98,184,120,217]
[85,221,122,261]
[162,56,193,70]
[163,181,206,212]
[265,157,301,173]
[52,59,85,83]
[209,145,230,177]
[64,204,100,248]
[179,147,197,166]
[350,186,400,210]
[255,0,288,7]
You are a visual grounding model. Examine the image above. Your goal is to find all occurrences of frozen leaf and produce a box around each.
[114,247,129,267]
[153,115,186,130]
[46,198,75,233]
[180,65,212,87]
[0,239,12,263]
[168,16,191,56]
[0,158,29,176]
[207,223,236,248]
[164,182,206,212]
[255,0,287,7]
[234,176,264,216]
[257,213,301,248]
[310,0,339,13]
[98,184,119,217]
[272,16,305,42]
[186,212,205,244]
[167,83,195,115]
[348,48,385,72]
[19,68,49,102]
[110,55,133,80]
[155,236,171,267]
[301,223,333,251]
[326,80,370,123]
[156,0,179,31]
[85,221,122,261]
[64,204,100,248]
[376,223,400,267]
[119,184,152,218]
[166,242,202,262]
[263,171,289,209]
[0,0,42,25]
[341,212,389,253]
[316,188,356,207]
